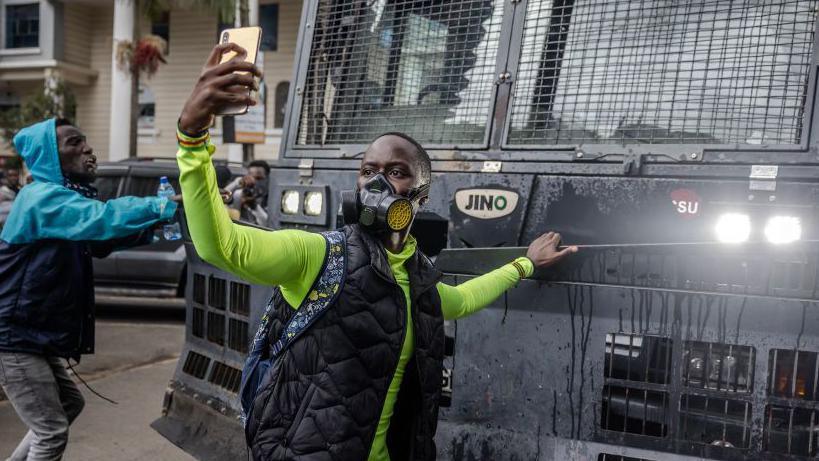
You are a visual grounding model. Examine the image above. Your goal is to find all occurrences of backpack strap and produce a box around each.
[241,230,346,424]
[268,230,346,358]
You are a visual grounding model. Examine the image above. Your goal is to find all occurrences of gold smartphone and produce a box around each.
[217,26,262,116]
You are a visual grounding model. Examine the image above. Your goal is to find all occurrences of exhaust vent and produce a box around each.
[182,351,210,379]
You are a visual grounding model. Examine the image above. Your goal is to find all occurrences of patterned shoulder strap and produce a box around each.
[268,230,346,359]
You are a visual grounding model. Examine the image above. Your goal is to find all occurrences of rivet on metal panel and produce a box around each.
[769,195,776,202]
[296,87,303,96]
[690,153,698,159]
[481,161,502,173]
[576,151,584,158]
[299,159,314,177]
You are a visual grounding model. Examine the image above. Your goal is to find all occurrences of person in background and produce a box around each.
[0,118,177,461]
[0,168,20,229]
[224,160,270,226]
[214,164,241,221]
[0,167,21,202]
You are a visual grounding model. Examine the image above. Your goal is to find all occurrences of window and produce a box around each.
[259,4,278,51]
[296,0,504,146]
[5,3,39,49]
[274,81,289,128]
[507,1,817,146]
[151,10,170,53]
[137,85,155,131]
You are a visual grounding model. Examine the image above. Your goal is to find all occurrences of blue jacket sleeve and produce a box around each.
[0,183,177,244]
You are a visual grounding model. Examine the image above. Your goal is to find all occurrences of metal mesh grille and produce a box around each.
[208,362,242,393]
[296,0,504,146]
[207,312,225,346]
[228,318,249,353]
[208,276,226,310]
[192,273,206,305]
[192,307,205,338]
[765,405,819,457]
[182,351,210,379]
[679,395,752,448]
[507,0,818,145]
[769,349,819,401]
[601,334,672,437]
[229,282,250,317]
[683,341,755,393]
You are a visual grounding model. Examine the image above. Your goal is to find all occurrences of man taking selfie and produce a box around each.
[0,118,177,460]
[177,44,576,461]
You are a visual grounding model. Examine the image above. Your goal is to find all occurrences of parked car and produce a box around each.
[92,158,243,308]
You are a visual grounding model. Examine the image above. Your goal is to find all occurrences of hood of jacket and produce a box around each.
[13,118,64,184]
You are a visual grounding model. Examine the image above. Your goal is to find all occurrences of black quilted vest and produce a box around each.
[246,225,444,460]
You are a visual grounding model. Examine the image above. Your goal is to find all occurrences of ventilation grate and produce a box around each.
[191,307,205,338]
[769,349,819,401]
[604,334,672,384]
[228,318,249,354]
[192,273,206,305]
[601,385,668,437]
[296,0,504,146]
[182,351,210,379]
[507,0,818,146]
[208,276,226,310]
[601,334,672,437]
[683,341,755,393]
[208,361,242,393]
[679,394,752,448]
[229,282,251,317]
[207,312,225,346]
[765,405,819,457]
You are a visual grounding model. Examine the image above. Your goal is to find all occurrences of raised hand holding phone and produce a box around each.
[217,27,262,116]
[179,43,263,135]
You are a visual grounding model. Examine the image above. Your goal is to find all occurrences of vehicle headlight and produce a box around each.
[764,216,801,244]
[304,191,323,216]
[715,213,751,244]
[281,190,300,215]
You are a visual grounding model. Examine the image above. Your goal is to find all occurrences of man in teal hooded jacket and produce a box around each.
[0,118,177,460]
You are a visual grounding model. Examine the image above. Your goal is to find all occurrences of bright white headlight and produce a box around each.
[715,213,751,244]
[281,190,300,215]
[304,191,323,216]
[764,216,801,244]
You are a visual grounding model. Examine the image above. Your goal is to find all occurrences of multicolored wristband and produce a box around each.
[177,118,211,148]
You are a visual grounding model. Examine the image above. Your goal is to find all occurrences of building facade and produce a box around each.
[0,0,302,161]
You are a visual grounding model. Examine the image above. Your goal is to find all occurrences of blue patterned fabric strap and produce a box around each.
[249,296,277,357]
[270,230,346,359]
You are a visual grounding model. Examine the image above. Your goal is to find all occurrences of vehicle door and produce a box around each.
[91,165,127,283]
[115,166,186,291]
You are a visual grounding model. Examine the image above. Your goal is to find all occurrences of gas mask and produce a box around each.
[341,173,429,234]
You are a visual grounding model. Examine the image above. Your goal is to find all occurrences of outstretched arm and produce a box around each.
[177,136,325,290]
[176,43,326,302]
[438,232,577,320]
[0,184,176,244]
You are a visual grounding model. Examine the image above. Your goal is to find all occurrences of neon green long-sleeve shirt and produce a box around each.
[176,135,533,461]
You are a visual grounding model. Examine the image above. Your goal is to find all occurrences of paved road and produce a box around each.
[0,319,195,461]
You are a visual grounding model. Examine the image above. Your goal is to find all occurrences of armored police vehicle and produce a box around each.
[153,1,819,459]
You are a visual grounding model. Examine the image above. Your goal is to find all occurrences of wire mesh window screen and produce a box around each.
[507,1,818,146]
[296,0,505,147]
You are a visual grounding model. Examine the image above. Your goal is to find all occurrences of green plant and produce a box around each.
[0,80,77,150]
